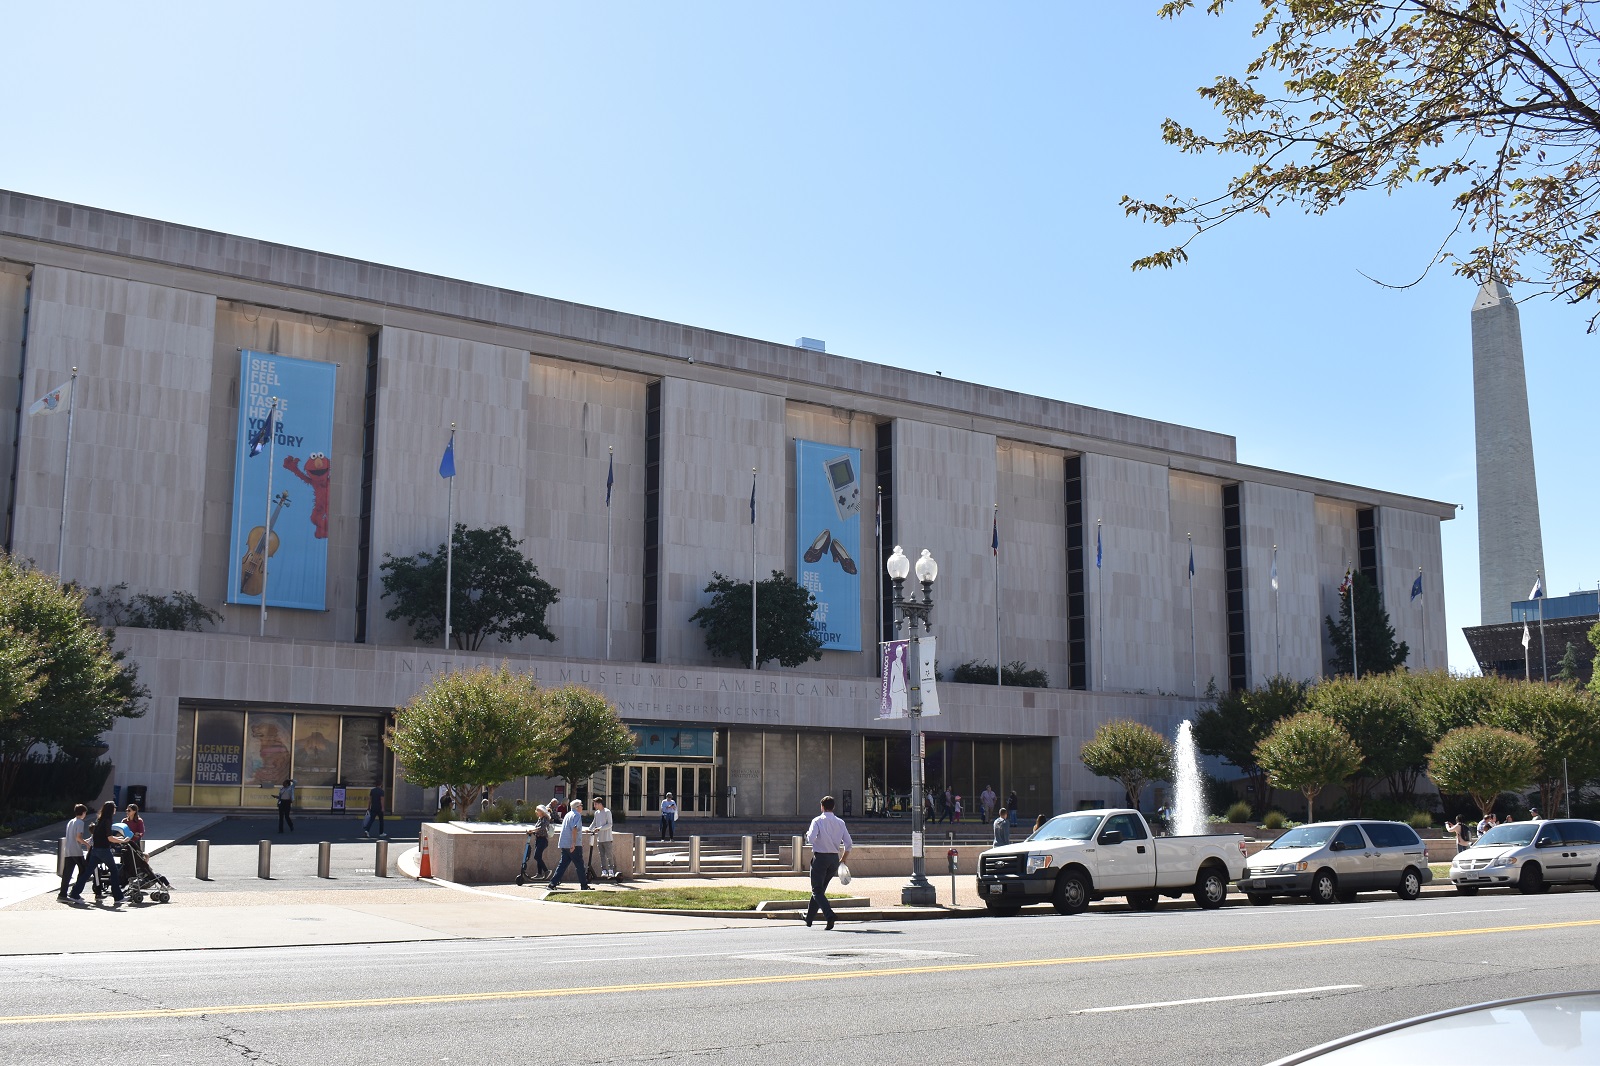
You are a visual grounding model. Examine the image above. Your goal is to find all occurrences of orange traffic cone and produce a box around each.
[418,832,432,879]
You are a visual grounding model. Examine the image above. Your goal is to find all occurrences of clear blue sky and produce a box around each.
[6,2,1595,673]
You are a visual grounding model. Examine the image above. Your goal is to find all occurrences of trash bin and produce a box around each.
[125,785,148,809]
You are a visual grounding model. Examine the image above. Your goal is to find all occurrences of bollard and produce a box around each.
[58,837,67,878]
[317,840,331,879]
[195,840,210,881]
[741,835,753,874]
[792,835,804,873]
[635,834,647,875]
[258,839,271,880]
[374,839,389,877]
[689,835,701,875]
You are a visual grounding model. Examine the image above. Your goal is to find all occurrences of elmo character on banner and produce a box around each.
[283,453,331,539]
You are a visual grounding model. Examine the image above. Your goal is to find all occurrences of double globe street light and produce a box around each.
[886,544,938,906]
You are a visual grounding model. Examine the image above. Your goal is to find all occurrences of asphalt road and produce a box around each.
[5,887,1599,1065]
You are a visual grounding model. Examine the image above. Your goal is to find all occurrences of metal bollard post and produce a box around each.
[792,835,804,873]
[317,841,331,878]
[195,840,210,881]
[689,835,701,875]
[374,839,389,877]
[258,839,271,880]
[741,835,753,874]
[58,837,67,878]
[635,834,647,875]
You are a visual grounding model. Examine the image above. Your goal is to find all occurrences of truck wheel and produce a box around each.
[1127,892,1159,911]
[1396,868,1423,901]
[985,897,1021,917]
[1193,867,1228,910]
[1518,864,1546,895]
[1247,893,1274,906]
[1052,870,1091,915]
[1310,870,1339,904]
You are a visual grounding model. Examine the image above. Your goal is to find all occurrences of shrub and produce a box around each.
[1225,800,1253,823]
[951,660,1050,688]
[1408,811,1434,830]
[1262,810,1288,830]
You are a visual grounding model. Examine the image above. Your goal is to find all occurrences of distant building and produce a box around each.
[1464,590,1597,684]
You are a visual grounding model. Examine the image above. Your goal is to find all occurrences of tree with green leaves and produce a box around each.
[84,583,221,632]
[1483,680,1600,815]
[1306,672,1430,810]
[538,685,638,800]
[1400,670,1503,743]
[690,570,823,669]
[1080,720,1174,811]
[380,524,559,651]
[1324,571,1408,677]
[1555,642,1584,684]
[1428,726,1541,818]
[0,553,145,807]
[1193,674,1307,807]
[1123,1,1600,327]
[1254,711,1362,822]
[389,664,553,817]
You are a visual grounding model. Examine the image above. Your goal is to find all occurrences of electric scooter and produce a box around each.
[515,829,538,886]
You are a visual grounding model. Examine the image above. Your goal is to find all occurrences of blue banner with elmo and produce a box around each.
[228,350,337,610]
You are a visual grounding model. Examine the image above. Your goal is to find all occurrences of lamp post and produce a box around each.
[886,545,938,906]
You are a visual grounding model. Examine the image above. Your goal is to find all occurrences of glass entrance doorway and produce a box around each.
[615,763,715,819]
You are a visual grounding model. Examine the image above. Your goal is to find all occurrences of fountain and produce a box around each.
[1172,720,1207,836]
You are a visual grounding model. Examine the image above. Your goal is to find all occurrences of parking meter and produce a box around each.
[948,847,959,906]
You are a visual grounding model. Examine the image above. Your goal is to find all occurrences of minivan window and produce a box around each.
[1361,822,1421,849]
[1333,825,1368,851]
[1562,821,1600,846]
[1535,824,1564,847]
[1475,823,1538,847]
[1266,825,1337,850]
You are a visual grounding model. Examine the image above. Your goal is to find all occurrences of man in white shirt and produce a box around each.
[588,797,616,879]
[659,792,678,841]
[547,800,591,891]
[58,804,89,901]
[805,795,853,930]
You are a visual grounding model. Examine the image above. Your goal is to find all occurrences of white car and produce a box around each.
[1450,818,1600,894]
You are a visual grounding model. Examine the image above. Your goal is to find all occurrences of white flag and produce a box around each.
[28,379,72,416]
[1270,550,1279,592]
[1522,623,1532,650]
[1529,576,1544,600]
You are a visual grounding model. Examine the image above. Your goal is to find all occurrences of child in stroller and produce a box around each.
[88,823,173,904]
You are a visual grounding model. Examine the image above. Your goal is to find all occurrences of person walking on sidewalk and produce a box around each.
[980,784,997,824]
[123,803,146,853]
[659,792,678,841]
[547,800,591,891]
[58,804,89,901]
[992,808,1011,846]
[1007,790,1019,827]
[68,802,127,905]
[589,797,616,879]
[531,805,553,878]
[277,779,296,833]
[804,795,852,930]
[362,784,386,838]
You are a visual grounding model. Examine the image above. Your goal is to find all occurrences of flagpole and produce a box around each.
[260,397,278,637]
[443,424,455,651]
[1097,519,1104,690]
[993,504,1002,688]
[1188,532,1196,699]
[1418,567,1426,671]
[1272,544,1280,678]
[1538,570,1547,683]
[1524,625,1531,681]
[606,445,614,660]
[56,367,78,579]
[875,488,884,656]
[1348,563,1359,681]
[750,468,757,672]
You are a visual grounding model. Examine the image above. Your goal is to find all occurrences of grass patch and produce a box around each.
[546,886,846,911]
[1430,863,1452,880]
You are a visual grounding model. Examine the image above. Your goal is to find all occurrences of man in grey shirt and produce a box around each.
[992,808,1011,846]
[547,800,591,891]
[805,795,852,930]
[58,804,89,901]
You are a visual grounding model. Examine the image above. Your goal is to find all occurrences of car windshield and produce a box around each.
[1266,825,1337,850]
[1475,824,1538,847]
[1030,814,1103,841]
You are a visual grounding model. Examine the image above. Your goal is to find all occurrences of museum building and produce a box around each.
[0,191,1454,820]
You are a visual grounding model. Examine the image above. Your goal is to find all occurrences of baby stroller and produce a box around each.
[92,840,172,904]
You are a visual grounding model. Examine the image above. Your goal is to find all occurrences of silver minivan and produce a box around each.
[1450,818,1600,894]
[1237,820,1433,904]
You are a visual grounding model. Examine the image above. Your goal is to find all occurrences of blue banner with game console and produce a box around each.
[795,440,862,651]
[227,350,337,611]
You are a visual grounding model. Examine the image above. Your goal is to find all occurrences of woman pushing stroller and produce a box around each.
[66,801,130,905]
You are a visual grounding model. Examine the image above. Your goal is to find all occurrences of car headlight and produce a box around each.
[1026,854,1054,874]
[1489,853,1519,868]
[1280,862,1307,874]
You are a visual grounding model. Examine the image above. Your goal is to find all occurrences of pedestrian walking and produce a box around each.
[804,795,852,930]
[362,784,387,838]
[58,804,89,902]
[123,803,146,853]
[1477,812,1497,836]
[589,797,616,878]
[276,779,296,833]
[68,801,128,905]
[942,787,954,823]
[660,792,678,841]
[1007,790,1019,827]
[547,800,591,891]
[1445,814,1471,850]
[952,794,963,823]
[992,808,1011,846]
[923,793,935,823]
[531,805,552,877]
[980,784,997,823]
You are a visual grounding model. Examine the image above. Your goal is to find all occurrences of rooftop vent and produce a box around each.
[795,337,826,353]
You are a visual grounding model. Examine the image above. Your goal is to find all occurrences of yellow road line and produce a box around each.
[7,917,1599,1026]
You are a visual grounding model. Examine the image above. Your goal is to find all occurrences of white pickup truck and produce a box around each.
[975,808,1247,915]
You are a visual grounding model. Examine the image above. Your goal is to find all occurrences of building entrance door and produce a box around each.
[618,763,715,819]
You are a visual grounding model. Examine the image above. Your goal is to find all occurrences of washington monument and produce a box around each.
[1471,279,1545,624]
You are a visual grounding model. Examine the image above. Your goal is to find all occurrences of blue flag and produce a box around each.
[439,432,456,479]
[992,511,999,556]
[1095,524,1102,569]
[874,492,881,541]
[605,452,614,507]
[750,473,756,524]
[1411,573,1423,601]
[1188,542,1195,579]
[247,405,276,458]
[1530,576,1544,599]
